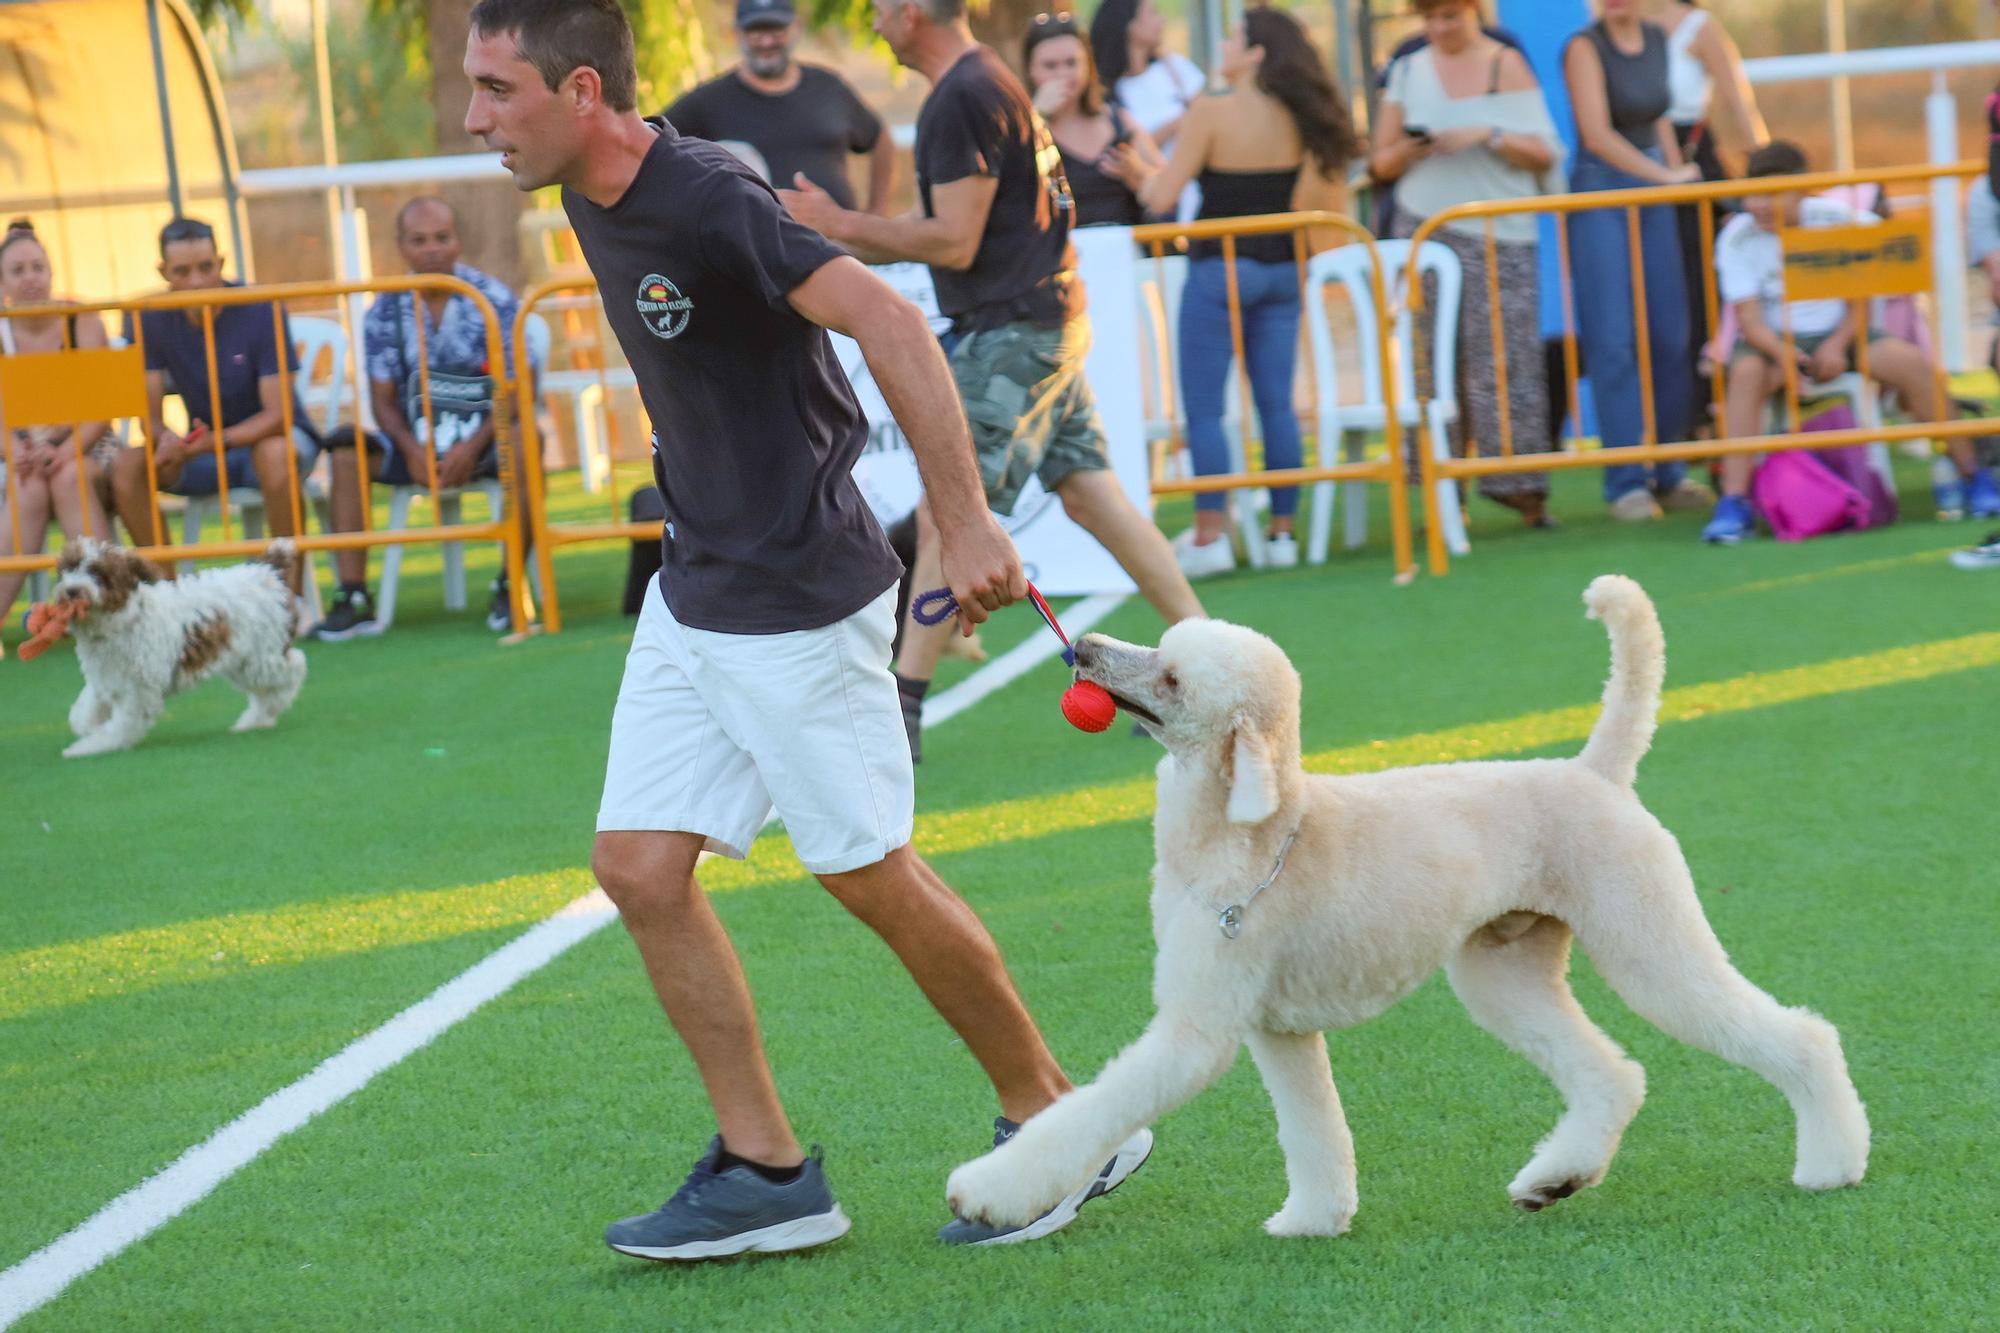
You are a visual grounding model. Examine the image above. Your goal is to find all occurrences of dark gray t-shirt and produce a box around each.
[915,46,1084,333]
[562,120,901,634]
[665,66,882,211]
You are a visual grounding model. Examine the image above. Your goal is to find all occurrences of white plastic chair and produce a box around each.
[1302,239,1469,565]
[374,315,550,629]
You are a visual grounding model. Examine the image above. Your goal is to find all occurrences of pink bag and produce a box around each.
[1753,448,1870,541]
[1788,403,1898,529]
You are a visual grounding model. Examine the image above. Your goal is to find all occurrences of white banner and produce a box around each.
[835,228,1150,597]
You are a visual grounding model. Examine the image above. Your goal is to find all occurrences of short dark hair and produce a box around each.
[396,195,458,236]
[1745,141,1810,180]
[469,0,638,113]
[158,216,216,258]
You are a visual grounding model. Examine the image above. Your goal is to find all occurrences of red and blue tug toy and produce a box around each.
[911,582,1117,733]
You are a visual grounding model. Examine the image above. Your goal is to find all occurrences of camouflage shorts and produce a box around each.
[949,317,1110,516]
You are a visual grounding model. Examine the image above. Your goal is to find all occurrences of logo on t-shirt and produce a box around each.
[636,274,694,340]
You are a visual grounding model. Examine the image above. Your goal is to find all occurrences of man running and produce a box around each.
[779,0,1203,762]
[464,0,1150,1258]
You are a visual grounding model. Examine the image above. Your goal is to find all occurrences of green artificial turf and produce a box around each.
[3,464,1995,1328]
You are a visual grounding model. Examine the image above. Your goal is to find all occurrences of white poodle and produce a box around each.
[50,539,308,758]
[947,576,1869,1237]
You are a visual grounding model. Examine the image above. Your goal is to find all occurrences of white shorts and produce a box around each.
[596,583,914,875]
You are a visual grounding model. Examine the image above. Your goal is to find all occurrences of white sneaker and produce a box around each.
[1173,529,1236,579]
[1608,489,1663,522]
[1264,534,1299,569]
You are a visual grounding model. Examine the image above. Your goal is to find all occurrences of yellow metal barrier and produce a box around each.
[0,275,531,632]
[1130,210,1415,581]
[1405,160,1993,575]
[510,277,644,635]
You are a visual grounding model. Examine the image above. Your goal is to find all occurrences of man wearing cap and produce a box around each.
[665,0,894,214]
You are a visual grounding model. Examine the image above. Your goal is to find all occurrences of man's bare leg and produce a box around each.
[325,442,372,587]
[1055,468,1204,623]
[591,829,803,1166]
[819,844,1070,1124]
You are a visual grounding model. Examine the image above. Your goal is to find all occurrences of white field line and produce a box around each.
[0,595,1121,1329]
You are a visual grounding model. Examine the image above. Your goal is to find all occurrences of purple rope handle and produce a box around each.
[911,583,1076,667]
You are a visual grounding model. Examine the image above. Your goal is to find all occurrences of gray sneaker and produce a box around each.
[604,1139,851,1261]
[939,1117,1153,1246]
[1951,531,2000,570]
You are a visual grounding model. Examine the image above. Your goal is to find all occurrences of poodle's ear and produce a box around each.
[1227,715,1279,825]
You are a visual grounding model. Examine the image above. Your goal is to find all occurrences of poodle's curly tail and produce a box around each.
[1577,575,1664,787]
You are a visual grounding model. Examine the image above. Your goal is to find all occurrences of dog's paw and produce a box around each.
[946,1149,1058,1228]
[229,712,276,733]
[1793,1155,1866,1191]
[1510,1177,1591,1212]
[1262,1199,1353,1238]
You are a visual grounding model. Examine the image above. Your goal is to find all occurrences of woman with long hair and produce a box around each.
[1090,0,1203,151]
[1564,0,1713,520]
[1138,7,1355,574]
[1371,0,1564,528]
[1023,11,1162,227]
[0,220,114,648]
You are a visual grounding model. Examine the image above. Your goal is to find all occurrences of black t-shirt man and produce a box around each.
[666,66,884,211]
[914,46,1084,335]
[563,119,901,634]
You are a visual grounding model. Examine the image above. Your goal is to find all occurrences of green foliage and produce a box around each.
[279,7,437,161]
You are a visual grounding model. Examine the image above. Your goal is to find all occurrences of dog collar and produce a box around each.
[1184,828,1299,940]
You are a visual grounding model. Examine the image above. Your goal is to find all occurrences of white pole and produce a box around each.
[1928,71,1970,371]
[310,0,370,428]
[1827,0,1854,171]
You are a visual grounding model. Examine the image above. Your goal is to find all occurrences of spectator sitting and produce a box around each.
[310,196,532,639]
[110,216,321,585]
[1023,11,1161,228]
[666,0,893,215]
[0,218,116,645]
[1704,141,2000,543]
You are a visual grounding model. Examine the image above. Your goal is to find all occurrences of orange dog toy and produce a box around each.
[18,600,83,661]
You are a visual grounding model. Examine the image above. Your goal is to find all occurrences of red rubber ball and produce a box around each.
[1061,679,1117,733]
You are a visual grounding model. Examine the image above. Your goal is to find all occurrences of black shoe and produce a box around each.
[486,578,511,633]
[310,587,380,642]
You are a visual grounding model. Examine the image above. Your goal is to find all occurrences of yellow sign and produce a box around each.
[1781,214,1930,300]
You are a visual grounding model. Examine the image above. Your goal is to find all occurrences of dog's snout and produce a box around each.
[1073,635,1103,668]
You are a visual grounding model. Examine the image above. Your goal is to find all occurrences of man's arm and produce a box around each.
[144,370,190,463]
[781,173,996,270]
[786,256,1023,626]
[217,376,289,448]
[864,134,896,216]
[370,378,431,474]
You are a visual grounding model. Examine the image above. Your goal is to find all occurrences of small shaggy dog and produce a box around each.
[946,576,1869,1237]
[50,539,307,758]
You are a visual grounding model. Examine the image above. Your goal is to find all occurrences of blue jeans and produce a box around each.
[1567,149,1691,502]
[1179,257,1304,517]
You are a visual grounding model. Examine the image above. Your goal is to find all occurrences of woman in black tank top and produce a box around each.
[1133,8,1354,571]
[1022,14,1159,228]
[0,218,116,637]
